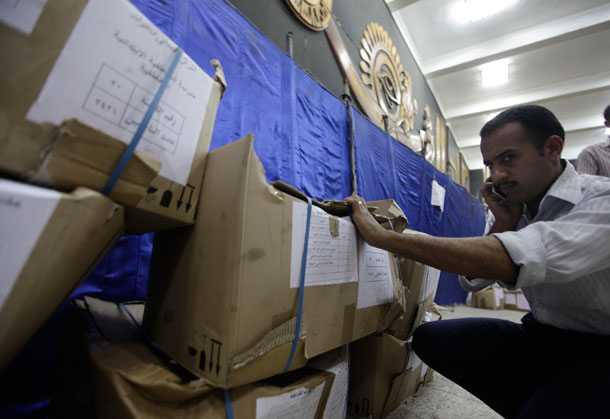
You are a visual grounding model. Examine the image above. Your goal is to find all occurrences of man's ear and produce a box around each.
[543,135,563,161]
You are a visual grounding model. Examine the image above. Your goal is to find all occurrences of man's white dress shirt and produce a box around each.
[461,162,610,335]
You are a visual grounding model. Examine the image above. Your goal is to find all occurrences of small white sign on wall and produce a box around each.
[431,180,446,212]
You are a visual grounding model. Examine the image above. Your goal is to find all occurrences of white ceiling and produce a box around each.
[386,0,610,170]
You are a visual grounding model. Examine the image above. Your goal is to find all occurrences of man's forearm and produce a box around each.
[370,228,519,283]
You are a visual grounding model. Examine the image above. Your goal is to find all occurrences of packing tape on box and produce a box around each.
[230,316,308,371]
[102,47,183,196]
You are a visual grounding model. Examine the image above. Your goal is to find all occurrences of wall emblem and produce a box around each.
[285,0,333,31]
[358,23,420,152]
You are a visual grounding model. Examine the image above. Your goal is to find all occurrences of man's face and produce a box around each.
[481,122,556,205]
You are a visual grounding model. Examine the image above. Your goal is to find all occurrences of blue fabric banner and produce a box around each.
[77,0,485,314]
[1,1,486,415]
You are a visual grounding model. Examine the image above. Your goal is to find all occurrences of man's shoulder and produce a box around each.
[579,142,605,156]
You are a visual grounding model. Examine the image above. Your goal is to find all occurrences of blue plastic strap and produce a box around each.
[224,389,234,419]
[102,47,183,196]
[283,196,312,373]
[118,303,141,327]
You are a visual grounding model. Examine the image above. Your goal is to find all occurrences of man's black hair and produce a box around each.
[480,105,565,151]
[604,104,610,122]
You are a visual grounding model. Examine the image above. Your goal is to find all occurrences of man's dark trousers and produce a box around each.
[412,313,610,418]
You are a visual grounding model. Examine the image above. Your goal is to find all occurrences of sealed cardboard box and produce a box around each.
[0,179,124,368]
[472,285,504,310]
[348,333,422,419]
[503,289,530,312]
[0,0,225,233]
[143,134,405,388]
[82,297,341,419]
[308,346,350,419]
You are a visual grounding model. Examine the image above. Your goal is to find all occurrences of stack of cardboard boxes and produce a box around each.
[0,0,223,370]
[68,131,439,418]
[81,297,350,418]
[470,285,531,312]
[1,1,440,417]
[348,253,442,418]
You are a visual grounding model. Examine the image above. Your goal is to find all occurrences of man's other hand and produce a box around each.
[481,178,523,233]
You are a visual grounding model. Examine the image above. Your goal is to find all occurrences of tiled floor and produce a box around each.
[386,304,526,419]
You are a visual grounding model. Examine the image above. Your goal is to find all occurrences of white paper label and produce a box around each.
[309,346,349,419]
[256,382,325,419]
[0,0,47,35]
[505,293,516,305]
[356,241,393,309]
[517,293,531,310]
[420,363,429,379]
[423,267,441,301]
[493,286,503,307]
[431,180,446,212]
[26,0,214,185]
[0,180,60,309]
[291,202,358,288]
[406,346,422,371]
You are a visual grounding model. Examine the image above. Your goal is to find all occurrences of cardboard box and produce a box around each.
[503,289,530,311]
[471,285,504,310]
[82,298,339,419]
[420,363,434,385]
[143,134,405,388]
[348,333,422,419]
[0,179,124,368]
[308,346,350,419]
[387,255,441,340]
[0,0,225,233]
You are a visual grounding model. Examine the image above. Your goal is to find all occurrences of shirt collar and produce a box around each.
[541,160,582,206]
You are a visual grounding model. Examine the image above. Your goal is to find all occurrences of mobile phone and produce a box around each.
[491,186,507,201]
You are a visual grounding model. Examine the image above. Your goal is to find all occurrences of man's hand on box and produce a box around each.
[344,193,386,247]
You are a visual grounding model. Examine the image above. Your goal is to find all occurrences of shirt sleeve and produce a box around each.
[575,147,599,175]
[492,181,610,288]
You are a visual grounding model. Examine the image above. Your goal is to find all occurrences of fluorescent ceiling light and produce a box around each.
[454,0,518,24]
[481,60,508,87]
